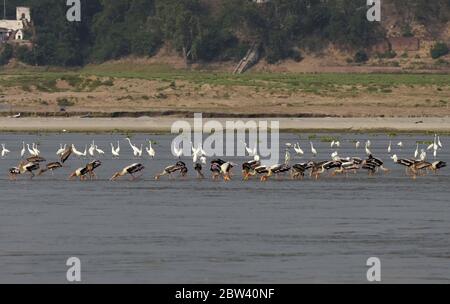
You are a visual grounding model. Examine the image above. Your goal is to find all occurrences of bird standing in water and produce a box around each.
[155,161,187,180]
[38,162,63,176]
[111,163,145,181]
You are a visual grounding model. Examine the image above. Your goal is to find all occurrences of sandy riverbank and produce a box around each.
[0,116,449,133]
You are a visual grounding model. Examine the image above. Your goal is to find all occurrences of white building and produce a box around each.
[0,7,31,42]
[16,7,31,23]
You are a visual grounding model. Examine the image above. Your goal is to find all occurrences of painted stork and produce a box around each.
[38,162,63,176]
[111,163,145,181]
[194,163,205,179]
[155,161,187,180]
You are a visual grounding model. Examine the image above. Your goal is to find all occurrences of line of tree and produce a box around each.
[1,0,449,67]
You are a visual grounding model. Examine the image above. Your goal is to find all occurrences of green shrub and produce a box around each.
[377,50,397,59]
[431,42,449,59]
[0,44,14,65]
[57,98,75,107]
[401,25,414,37]
[15,45,35,65]
[434,59,449,67]
[354,50,369,63]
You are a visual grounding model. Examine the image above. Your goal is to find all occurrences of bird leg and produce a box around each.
[380,166,390,174]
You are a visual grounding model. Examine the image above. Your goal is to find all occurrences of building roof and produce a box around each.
[0,20,24,31]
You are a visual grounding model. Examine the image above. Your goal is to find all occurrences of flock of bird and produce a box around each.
[0,134,447,182]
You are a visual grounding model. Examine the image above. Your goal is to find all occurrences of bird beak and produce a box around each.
[110,173,119,181]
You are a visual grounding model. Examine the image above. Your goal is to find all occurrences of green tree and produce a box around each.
[0,44,14,65]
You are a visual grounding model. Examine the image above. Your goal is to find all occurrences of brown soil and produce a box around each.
[1,74,449,118]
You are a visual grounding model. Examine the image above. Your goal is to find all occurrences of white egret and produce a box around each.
[243,142,257,157]
[111,143,120,159]
[116,141,120,154]
[420,149,427,161]
[88,140,96,157]
[146,141,156,158]
[1,144,10,158]
[310,142,317,157]
[331,151,339,160]
[20,142,26,158]
[126,138,141,157]
[173,144,183,159]
[71,144,86,158]
[27,144,37,157]
[32,143,40,156]
[294,143,304,156]
[56,144,66,156]
[285,149,291,165]
[95,145,105,156]
[365,143,372,156]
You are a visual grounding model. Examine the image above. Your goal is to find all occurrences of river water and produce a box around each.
[0,133,449,283]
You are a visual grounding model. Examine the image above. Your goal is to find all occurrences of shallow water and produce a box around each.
[0,133,449,283]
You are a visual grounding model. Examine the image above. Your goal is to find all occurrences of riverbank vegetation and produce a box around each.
[1,0,449,67]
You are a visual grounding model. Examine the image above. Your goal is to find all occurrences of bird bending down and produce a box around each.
[8,167,21,180]
[210,159,228,181]
[155,161,187,180]
[362,155,389,176]
[261,163,291,182]
[431,161,446,174]
[409,161,432,179]
[332,159,361,177]
[26,156,46,163]
[12,161,40,179]
[60,146,73,163]
[391,155,415,175]
[291,163,312,180]
[194,163,205,179]
[85,160,102,180]
[111,163,145,181]
[38,162,63,176]
[69,167,89,181]
[242,160,261,180]
[220,162,235,182]
[68,160,102,181]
